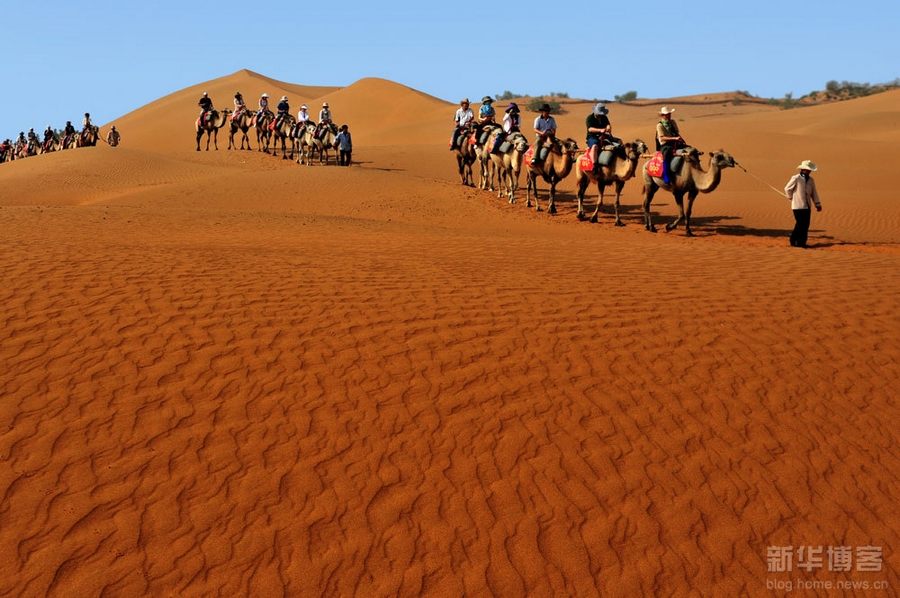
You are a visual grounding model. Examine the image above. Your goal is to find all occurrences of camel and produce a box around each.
[270,114,297,159]
[641,148,736,236]
[78,125,100,148]
[227,109,256,150]
[453,125,477,186]
[255,111,273,153]
[195,109,229,151]
[485,130,529,203]
[475,125,502,191]
[524,137,579,213]
[314,124,339,165]
[295,122,318,165]
[575,139,649,225]
[61,133,78,150]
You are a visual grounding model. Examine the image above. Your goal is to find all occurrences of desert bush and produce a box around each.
[614,91,638,102]
[526,98,561,113]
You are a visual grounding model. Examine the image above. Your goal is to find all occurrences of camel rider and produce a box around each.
[27,128,38,144]
[107,126,120,147]
[473,96,496,146]
[198,93,213,125]
[531,103,557,166]
[232,92,246,120]
[258,93,270,117]
[656,106,686,183]
[316,102,333,139]
[274,96,290,130]
[450,98,473,150]
[63,121,76,146]
[294,104,312,138]
[490,102,520,154]
[16,131,26,149]
[586,103,613,174]
[43,125,55,150]
[82,112,93,131]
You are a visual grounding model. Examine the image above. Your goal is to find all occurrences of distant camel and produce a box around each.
[524,137,579,213]
[575,139,649,225]
[255,111,273,153]
[78,125,100,148]
[228,109,256,150]
[195,109,229,151]
[270,114,296,159]
[454,125,477,186]
[641,148,736,236]
[295,122,317,165]
[485,130,529,203]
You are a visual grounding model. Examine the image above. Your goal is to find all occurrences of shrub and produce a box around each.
[526,98,561,113]
[496,90,521,101]
[614,91,638,102]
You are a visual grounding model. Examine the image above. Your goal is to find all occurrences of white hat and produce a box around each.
[301,104,308,110]
[592,103,608,115]
[323,102,329,107]
[281,96,288,101]
[796,160,818,172]
[261,93,269,98]
[659,106,675,115]
[202,92,208,97]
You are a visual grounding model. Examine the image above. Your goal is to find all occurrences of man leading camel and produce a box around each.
[531,103,557,166]
[784,160,822,248]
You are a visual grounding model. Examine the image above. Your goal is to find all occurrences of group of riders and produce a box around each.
[198,91,341,142]
[451,95,686,181]
[1,112,120,163]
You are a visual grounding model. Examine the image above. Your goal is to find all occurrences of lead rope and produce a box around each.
[734,161,786,199]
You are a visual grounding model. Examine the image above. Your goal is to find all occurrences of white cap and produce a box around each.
[261,93,269,98]
[281,96,288,101]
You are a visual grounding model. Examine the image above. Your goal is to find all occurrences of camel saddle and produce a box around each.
[646,152,665,178]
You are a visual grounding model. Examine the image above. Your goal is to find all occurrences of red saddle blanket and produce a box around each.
[646,151,665,178]
[523,146,535,164]
[578,151,594,173]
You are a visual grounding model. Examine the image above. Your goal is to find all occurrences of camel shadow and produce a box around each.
[353,160,405,172]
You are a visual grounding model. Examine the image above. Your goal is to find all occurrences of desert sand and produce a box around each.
[1,70,897,595]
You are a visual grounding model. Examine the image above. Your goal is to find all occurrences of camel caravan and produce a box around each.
[196,92,353,166]
[451,97,735,235]
[0,112,117,164]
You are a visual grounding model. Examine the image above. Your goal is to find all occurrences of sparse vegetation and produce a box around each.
[547,91,569,98]
[495,90,521,101]
[526,98,562,114]
[614,91,638,102]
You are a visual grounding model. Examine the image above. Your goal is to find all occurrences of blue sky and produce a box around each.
[2,0,897,136]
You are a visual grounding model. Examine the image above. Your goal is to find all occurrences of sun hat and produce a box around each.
[539,103,552,112]
[261,93,269,98]
[593,103,609,115]
[323,102,329,107]
[281,96,288,101]
[301,104,308,109]
[796,160,818,172]
[482,95,493,103]
[659,106,675,115]
[460,98,470,104]
[506,102,519,112]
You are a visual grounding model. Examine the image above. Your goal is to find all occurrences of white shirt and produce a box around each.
[784,174,821,210]
[455,107,474,127]
[319,109,332,122]
[297,110,310,123]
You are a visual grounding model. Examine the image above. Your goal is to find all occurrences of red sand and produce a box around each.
[0,71,897,595]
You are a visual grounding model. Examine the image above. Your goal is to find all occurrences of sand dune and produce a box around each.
[0,71,897,595]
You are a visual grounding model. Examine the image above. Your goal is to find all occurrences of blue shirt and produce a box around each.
[335,131,352,151]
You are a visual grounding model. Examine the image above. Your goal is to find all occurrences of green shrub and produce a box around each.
[614,91,638,102]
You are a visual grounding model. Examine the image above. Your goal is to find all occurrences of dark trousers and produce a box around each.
[791,209,811,247]
[339,150,351,166]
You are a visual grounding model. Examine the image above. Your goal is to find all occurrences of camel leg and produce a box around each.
[666,191,685,232]
[509,169,519,204]
[643,184,658,232]
[613,181,625,226]
[548,179,558,214]
[528,174,540,210]
[213,130,218,151]
[196,131,202,151]
[590,181,605,223]
[576,175,589,220]
[685,192,698,237]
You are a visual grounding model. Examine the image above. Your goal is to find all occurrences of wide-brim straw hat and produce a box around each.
[796,160,818,171]
[593,103,608,115]
[659,106,675,115]
[281,96,288,101]
[460,98,470,104]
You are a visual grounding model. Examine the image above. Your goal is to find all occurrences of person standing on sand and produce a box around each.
[784,160,822,248]
[335,124,352,166]
[106,126,120,147]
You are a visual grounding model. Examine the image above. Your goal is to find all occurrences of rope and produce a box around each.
[734,161,786,199]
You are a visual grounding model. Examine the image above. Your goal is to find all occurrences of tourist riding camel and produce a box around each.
[316,102,334,140]
[256,93,271,125]
[450,98,474,150]
[198,93,213,126]
[42,125,56,152]
[274,96,290,131]
[292,104,312,139]
[107,126,120,147]
[531,103,557,166]
[586,103,614,174]
[62,121,77,148]
[473,96,496,146]
[489,102,520,154]
[656,106,686,183]
[232,92,246,121]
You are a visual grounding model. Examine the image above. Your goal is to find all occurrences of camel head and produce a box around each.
[509,132,529,152]
[710,150,736,170]
[632,139,649,157]
[561,138,579,157]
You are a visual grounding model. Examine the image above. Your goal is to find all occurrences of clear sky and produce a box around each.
[2,0,897,136]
